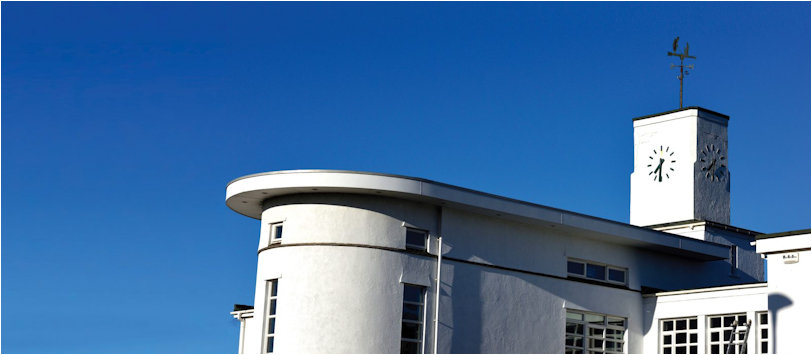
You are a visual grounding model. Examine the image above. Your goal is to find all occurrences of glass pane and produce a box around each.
[268,318,275,334]
[406,229,426,249]
[270,280,278,297]
[586,264,606,280]
[585,314,605,325]
[676,319,687,330]
[568,261,585,275]
[710,345,719,354]
[400,341,419,354]
[401,322,421,340]
[589,328,604,337]
[567,312,584,321]
[607,317,624,327]
[761,342,768,353]
[675,333,686,344]
[266,337,274,353]
[606,329,623,340]
[566,335,584,347]
[273,225,283,239]
[724,316,735,327]
[724,330,732,341]
[588,338,603,348]
[711,332,719,342]
[710,317,721,328]
[689,318,697,329]
[760,313,768,325]
[403,285,424,303]
[689,346,697,354]
[737,315,747,324]
[567,323,584,335]
[269,300,277,315]
[675,346,686,354]
[607,268,625,283]
[403,304,421,321]
[689,333,697,343]
[664,335,672,345]
[663,320,674,331]
[761,329,767,338]
[663,347,672,354]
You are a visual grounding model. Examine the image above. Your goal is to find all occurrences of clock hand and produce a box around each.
[657,158,664,182]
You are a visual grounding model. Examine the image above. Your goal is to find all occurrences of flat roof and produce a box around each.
[632,106,729,121]
[226,170,731,261]
[755,228,811,240]
[646,219,762,238]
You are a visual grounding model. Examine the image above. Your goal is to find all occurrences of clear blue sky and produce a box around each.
[2,2,809,353]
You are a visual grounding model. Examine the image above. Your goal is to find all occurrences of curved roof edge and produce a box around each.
[225,169,730,261]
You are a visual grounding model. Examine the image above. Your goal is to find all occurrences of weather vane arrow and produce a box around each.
[667,36,696,108]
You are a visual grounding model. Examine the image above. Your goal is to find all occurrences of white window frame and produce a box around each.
[565,309,626,354]
[659,316,699,354]
[400,283,426,354]
[269,222,283,245]
[706,313,747,354]
[405,227,428,251]
[262,279,279,353]
[567,258,628,286]
[756,311,769,354]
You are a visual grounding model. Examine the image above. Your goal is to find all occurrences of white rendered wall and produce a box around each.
[631,109,730,226]
[641,284,768,354]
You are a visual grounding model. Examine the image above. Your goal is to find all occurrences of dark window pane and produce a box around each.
[589,338,603,348]
[689,319,697,329]
[761,342,768,353]
[724,330,732,341]
[608,268,625,283]
[760,313,768,325]
[404,285,424,303]
[663,320,674,331]
[737,315,747,324]
[589,328,604,337]
[401,322,421,339]
[406,229,426,249]
[711,345,719,354]
[664,347,672,354]
[568,261,585,275]
[761,329,768,338]
[269,300,277,315]
[402,304,421,321]
[710,317,721,328]
[273,225,283,240]
[676,320,687,330]
[664,335,672,345]
[400,341,419,354]
[586,264,606,280]
[690,333,697,343]
[266,337,274,353]
[676,333,686,344]
[567,323,584,335]
[676,346,686,354]
[711,332,719,342]
[271,281,278,297]
[268,318,275,334]
[724,316,735,327]
[689,346,697,354]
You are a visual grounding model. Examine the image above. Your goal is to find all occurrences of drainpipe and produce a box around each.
[433,235,442,354]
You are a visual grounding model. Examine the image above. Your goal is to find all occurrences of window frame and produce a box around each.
[659,316,699,354]
[405,227,428,251]
[262,279,279,353]
[565,309,626,354]
[567,258,628,286]
[756,311,769,354]
[706,313,748,354]
[269,222,283,245]
[400,283,426,354]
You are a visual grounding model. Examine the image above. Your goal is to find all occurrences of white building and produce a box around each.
[225,107,809,354]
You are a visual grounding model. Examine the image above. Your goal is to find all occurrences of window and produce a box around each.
[400,284,425,354]
[269,223,283,245]
[756,311,769,354]
[405,228,427,251]
[567,259,627,285]
[707,313,747,354]
[263,279,279,353]
[660,317,698,354]
[565,310,626,354]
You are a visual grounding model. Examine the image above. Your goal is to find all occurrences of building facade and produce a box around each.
[226,107,809,354]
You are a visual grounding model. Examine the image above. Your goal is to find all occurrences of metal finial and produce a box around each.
[667,37,696,108]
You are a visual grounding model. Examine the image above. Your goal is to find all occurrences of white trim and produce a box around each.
[647,283,767,297]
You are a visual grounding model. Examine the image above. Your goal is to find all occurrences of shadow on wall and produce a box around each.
[768,293,792,354]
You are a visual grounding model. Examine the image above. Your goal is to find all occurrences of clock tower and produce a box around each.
[630,107,731,226]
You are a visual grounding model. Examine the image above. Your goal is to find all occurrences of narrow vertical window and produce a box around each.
[263,279,279,353]
[405,228,427,251]
[270,223,283,245]
[659,317,698,354]
[756,311,769,354]
[400,284,425,354]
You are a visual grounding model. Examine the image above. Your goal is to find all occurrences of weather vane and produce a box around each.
[667,36,696,108]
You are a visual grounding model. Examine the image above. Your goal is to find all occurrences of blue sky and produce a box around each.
[2,2,809,353]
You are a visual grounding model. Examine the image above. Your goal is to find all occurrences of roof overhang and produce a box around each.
[226,170,730,261]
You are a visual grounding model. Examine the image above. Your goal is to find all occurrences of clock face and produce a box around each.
[700,144,727,181]
[648,145,676,182]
